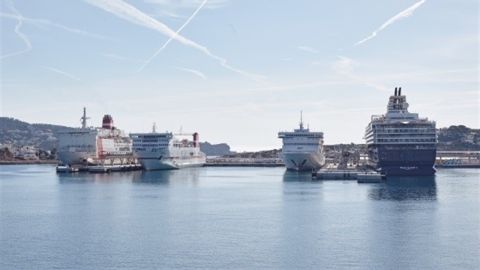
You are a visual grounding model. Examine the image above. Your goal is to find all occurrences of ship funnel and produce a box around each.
[193,132,199,147]
[102,114,114,129]
[399,87,402,96]
[394,87,398,96]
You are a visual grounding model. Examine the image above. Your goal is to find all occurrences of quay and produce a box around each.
[56,163,142,173]
[205,157,284,167]
[312,169,384,183]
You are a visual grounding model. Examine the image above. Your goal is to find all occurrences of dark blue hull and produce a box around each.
[368,144,436,176]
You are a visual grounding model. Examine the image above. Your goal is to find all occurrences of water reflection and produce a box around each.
[282,170,315,182]
[57,168,202,185]
[369,176,437,201]
[132,168,201,185]
[57,171,143,184]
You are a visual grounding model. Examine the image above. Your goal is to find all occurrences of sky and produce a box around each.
[1,0,479,151]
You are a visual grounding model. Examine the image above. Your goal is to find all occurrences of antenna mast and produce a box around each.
[80,107,89,129]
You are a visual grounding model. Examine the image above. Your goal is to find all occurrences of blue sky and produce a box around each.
[1,0,478,150]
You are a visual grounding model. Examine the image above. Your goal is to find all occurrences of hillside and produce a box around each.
[0,117,74,151]
[0,117,233,156]
[1,117,478,157]
[437,125,480,151]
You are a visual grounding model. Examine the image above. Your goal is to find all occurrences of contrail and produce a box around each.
[0,1,32,60]
[138,0,208,72]
[355,0,426,46]
[0,12,109,40]
[174,66,207,80]
[85,0,264,80]
[42,66,81,81]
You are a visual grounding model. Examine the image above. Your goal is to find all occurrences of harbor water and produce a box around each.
[1,165,479,269]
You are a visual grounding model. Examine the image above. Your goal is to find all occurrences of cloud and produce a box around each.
[101,53,147,64]
[174,66,207,79]
[298,46,319,54]
[138,0,208,72]
[0,13,109,40]
[145,0,228,10]
[85,0,264,80]
[42,66,81,81]
[332,56,388,91]
[0,1,32,60]
[355,0,427,46]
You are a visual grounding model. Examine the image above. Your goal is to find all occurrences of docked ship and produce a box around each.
[364,87,437,176]
[57,108,133,166]
[130,125,206,170]
[278,113,325,171]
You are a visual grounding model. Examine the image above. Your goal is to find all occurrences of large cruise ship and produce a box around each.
[57,108,133,166]
[278,113,325,171]
[130,125,206,170]
[364,87,437,176]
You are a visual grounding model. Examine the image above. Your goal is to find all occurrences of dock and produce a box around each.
[56,163,142,173]
[205,157,285,167]
[312,169,384,183]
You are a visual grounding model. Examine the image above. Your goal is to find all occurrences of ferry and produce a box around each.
[130,125,206,170]
[278,112,326,171]
[57,108,133,166]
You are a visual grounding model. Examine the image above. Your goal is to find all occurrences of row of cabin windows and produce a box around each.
[134,143,169,147]
[375,133,436,138]
[376,138,436,143]
[283,143,322,146]
[373,128,435,133]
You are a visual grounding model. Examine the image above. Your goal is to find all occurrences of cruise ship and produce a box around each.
[130,125,206,170]
[278,113,325,171]
[364,87,437,176]
[57,108,133,166]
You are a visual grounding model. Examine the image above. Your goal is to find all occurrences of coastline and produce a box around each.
[0,160,58,165]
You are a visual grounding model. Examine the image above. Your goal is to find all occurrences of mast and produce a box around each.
[152,122,157,133]
[80,107,89,129]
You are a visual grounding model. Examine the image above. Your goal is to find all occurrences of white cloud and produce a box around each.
[355,0,427,46]
[0,12,108,41]
[145,0,228,10]
[138,0,208,72]
[42,66,81,81]
[174,66,207,80]
[85,0,264,80]
[332,56,388,91]
[0,1,32,60]
[101,53,147,64]
[297,46,319,54]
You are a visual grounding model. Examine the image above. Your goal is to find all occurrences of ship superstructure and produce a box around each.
[57,108,133,166]
[364,87,437,176]
[278,113,325,171]
[130,125,206,170]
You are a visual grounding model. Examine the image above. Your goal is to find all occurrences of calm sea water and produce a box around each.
[1,165,479,269]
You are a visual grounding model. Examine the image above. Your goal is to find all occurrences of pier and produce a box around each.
[56,163,142,173]
[205,157,284,167]
[312,169,384,183]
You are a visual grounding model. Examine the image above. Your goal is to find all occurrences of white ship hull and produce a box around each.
[57,150,95,165]
[282,152,325,171]
[139,156,206,170]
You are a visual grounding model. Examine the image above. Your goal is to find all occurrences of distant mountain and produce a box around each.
[0,117,478,154]
[0,117,74,150]
[0,117,233,156]
[437,125,480,151]
[200,142,233,156]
